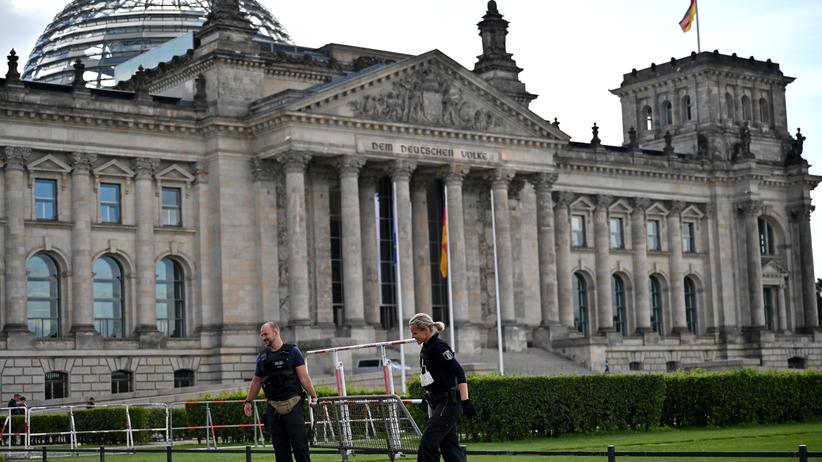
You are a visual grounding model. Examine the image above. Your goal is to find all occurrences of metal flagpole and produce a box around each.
[489,190,505,375]
[391,181,407,394]
[695,0,702,52]
[444,185,456,349]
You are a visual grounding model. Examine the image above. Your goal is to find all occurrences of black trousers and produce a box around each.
[265,400,311,462]
[418,400,465,462]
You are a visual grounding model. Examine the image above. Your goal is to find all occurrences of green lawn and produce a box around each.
[4,422,819,462]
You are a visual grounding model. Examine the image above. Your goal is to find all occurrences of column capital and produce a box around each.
[2,146,32,170]
[487,168,516,189]
[410,174,429,192]
[555,190,575,208]
[670,199,687,215]
[388,159,417,182]
[632,197,652,212]
[193,161,209,184]
[250,157,275,182]
[788,203,814,222]
[439,164,470,185]
[595,194,613,211]
[735,199,763,217]
[69,152,97,173]
[277,151,312,173]
[529,172,559,194]
[334,155,366,178]
[132,157,160,179]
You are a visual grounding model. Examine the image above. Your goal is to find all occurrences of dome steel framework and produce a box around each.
[23,0,292,87]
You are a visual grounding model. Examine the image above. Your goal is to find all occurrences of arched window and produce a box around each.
[684,277,698,334]
[27,253,61,338]
[174,369,195,388]
[156,258,185,337]
[649,276,663,334]
[45,371,69,400]
[111,370,133,394]
[573,273,589,337]
[93,256,124,338]
[682,95,692,121]
[612,275,627,336]
[741,95,752,121]
[644,106,653,131]
[758,218,775,255]
[663,101,673,125]
[725,93,735,120]
[759,98,770,125]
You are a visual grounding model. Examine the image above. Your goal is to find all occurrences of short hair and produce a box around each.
[261,321,280,331]
[409,313,445,333]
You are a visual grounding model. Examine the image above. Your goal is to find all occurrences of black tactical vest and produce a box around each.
[419,334,457,393]
[259,344,301,401]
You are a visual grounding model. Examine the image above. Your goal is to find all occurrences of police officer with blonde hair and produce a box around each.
[409,313,476,462]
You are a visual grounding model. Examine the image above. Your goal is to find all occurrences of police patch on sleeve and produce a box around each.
[442,350,454,360]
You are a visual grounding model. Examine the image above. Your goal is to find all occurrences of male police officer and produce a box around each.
[244,321,318,462]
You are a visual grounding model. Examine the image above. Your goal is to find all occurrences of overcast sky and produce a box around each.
[2,0,821,274]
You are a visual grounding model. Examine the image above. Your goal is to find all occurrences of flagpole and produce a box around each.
[444,185,456,350]
[489,190,505,375]
[391,180,406,395]
[695,0,702,52]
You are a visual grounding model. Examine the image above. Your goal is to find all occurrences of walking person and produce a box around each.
[410,313,477,462]
[244,321,318,462]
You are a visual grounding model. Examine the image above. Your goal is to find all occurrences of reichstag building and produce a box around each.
[1,0,820,403]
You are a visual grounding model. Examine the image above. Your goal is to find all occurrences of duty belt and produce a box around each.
[425,388,456,403]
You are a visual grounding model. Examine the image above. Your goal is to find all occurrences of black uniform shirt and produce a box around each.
[419,333,466,393]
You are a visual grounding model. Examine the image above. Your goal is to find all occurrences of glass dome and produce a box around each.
[23,0,292,87]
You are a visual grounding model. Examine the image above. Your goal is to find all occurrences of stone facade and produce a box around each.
[0,1,820,404]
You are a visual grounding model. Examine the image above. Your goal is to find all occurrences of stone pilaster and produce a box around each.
[278,152,312,327]
[3,147,32,340]
[669,200,688,335]
[411,176,432,316]
[68,152,99,345]
[594,194,614,333]
[531,173,559,326]
[251,158,278,328]
[133,157,161,345]
[389,160,417,328]
[632,197,653,334]
[790,204,819,332]
[777,281,788,333]
[738,199,765,332]
[555,191,575,328]
[194,161,218,347]
[335,156,369,339]
[359,171,380,327]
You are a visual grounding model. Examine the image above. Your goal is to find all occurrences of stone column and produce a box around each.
[251,158,278,326]
[531,173,560,327]
[777,282,788,333]
[738,199,765,331]
[632,198,653,334]
[278,152,312,329]
[489,169,516,324]
[441,164,476,352]
[133,157,161,345]
[555,191,575,328]
[69,152,98,344]
[411,176,432,315]
[389,160,416,326]
[359,171,380,327]
[594,194,614,333]
[3,147,31,340]
[790,204,819,332]
[668,200,688,334]
[335,156,369,339]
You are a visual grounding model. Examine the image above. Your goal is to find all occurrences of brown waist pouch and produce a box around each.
[267,395,301,415]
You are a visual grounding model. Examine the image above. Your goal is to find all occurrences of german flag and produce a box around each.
[679,0,697,32]
[439,207,448,279]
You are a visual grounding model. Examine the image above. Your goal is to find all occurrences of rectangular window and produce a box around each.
[609,217,624,249]
[329,181,344,328]
[99,183,121,224]
[571,215,586,247]
[682,222,696,253]
[35,179,58,220]
[647,220,660,251]
[162,187,182,226]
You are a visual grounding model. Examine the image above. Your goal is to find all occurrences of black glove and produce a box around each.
[461,399,477,417]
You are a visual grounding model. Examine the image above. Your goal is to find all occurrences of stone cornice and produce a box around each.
[0,104,199,135]
[615,68,790,96]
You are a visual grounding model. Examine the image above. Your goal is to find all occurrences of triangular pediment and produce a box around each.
[647,202,669,216]
[571,197,595,211]
[28,154,71,173]
[156,164,194,183]
[284,51,569,141]
[94,159,135,178]
[682,205,704,219]
[609,199,633,214]
[762,260,789,277]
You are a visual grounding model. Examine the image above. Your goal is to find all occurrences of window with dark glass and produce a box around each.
[629,361,643,371]
[27,253,61,338]
[45,371,69,400]
[742,95,752,121]
[759,98,770,125]
[666,361,679,372]
[663,101,673,125]
[35,179,58,220]
[573,273,588,337]
[571,214,586,247]
[647,220,661,251]
[93,256,124,338]
[758,218,775,255]
[427,181,449,325]
[156,258,185,337]
[683,95,692,121]
[650,276,663,334]
[682,222,696,253]
[787,357,806,369]
[161,187,182,226]
[684,277,698,334]
[111,370,133,394]
[612,275,627,336]
[329,181,344,328]
[644,106,653,131]
[725,93,735,120]
[99,183,121,224]
[174,369,195,388]
[376,178,397,329]
[763,287,775,331]
[610,217,624,249]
